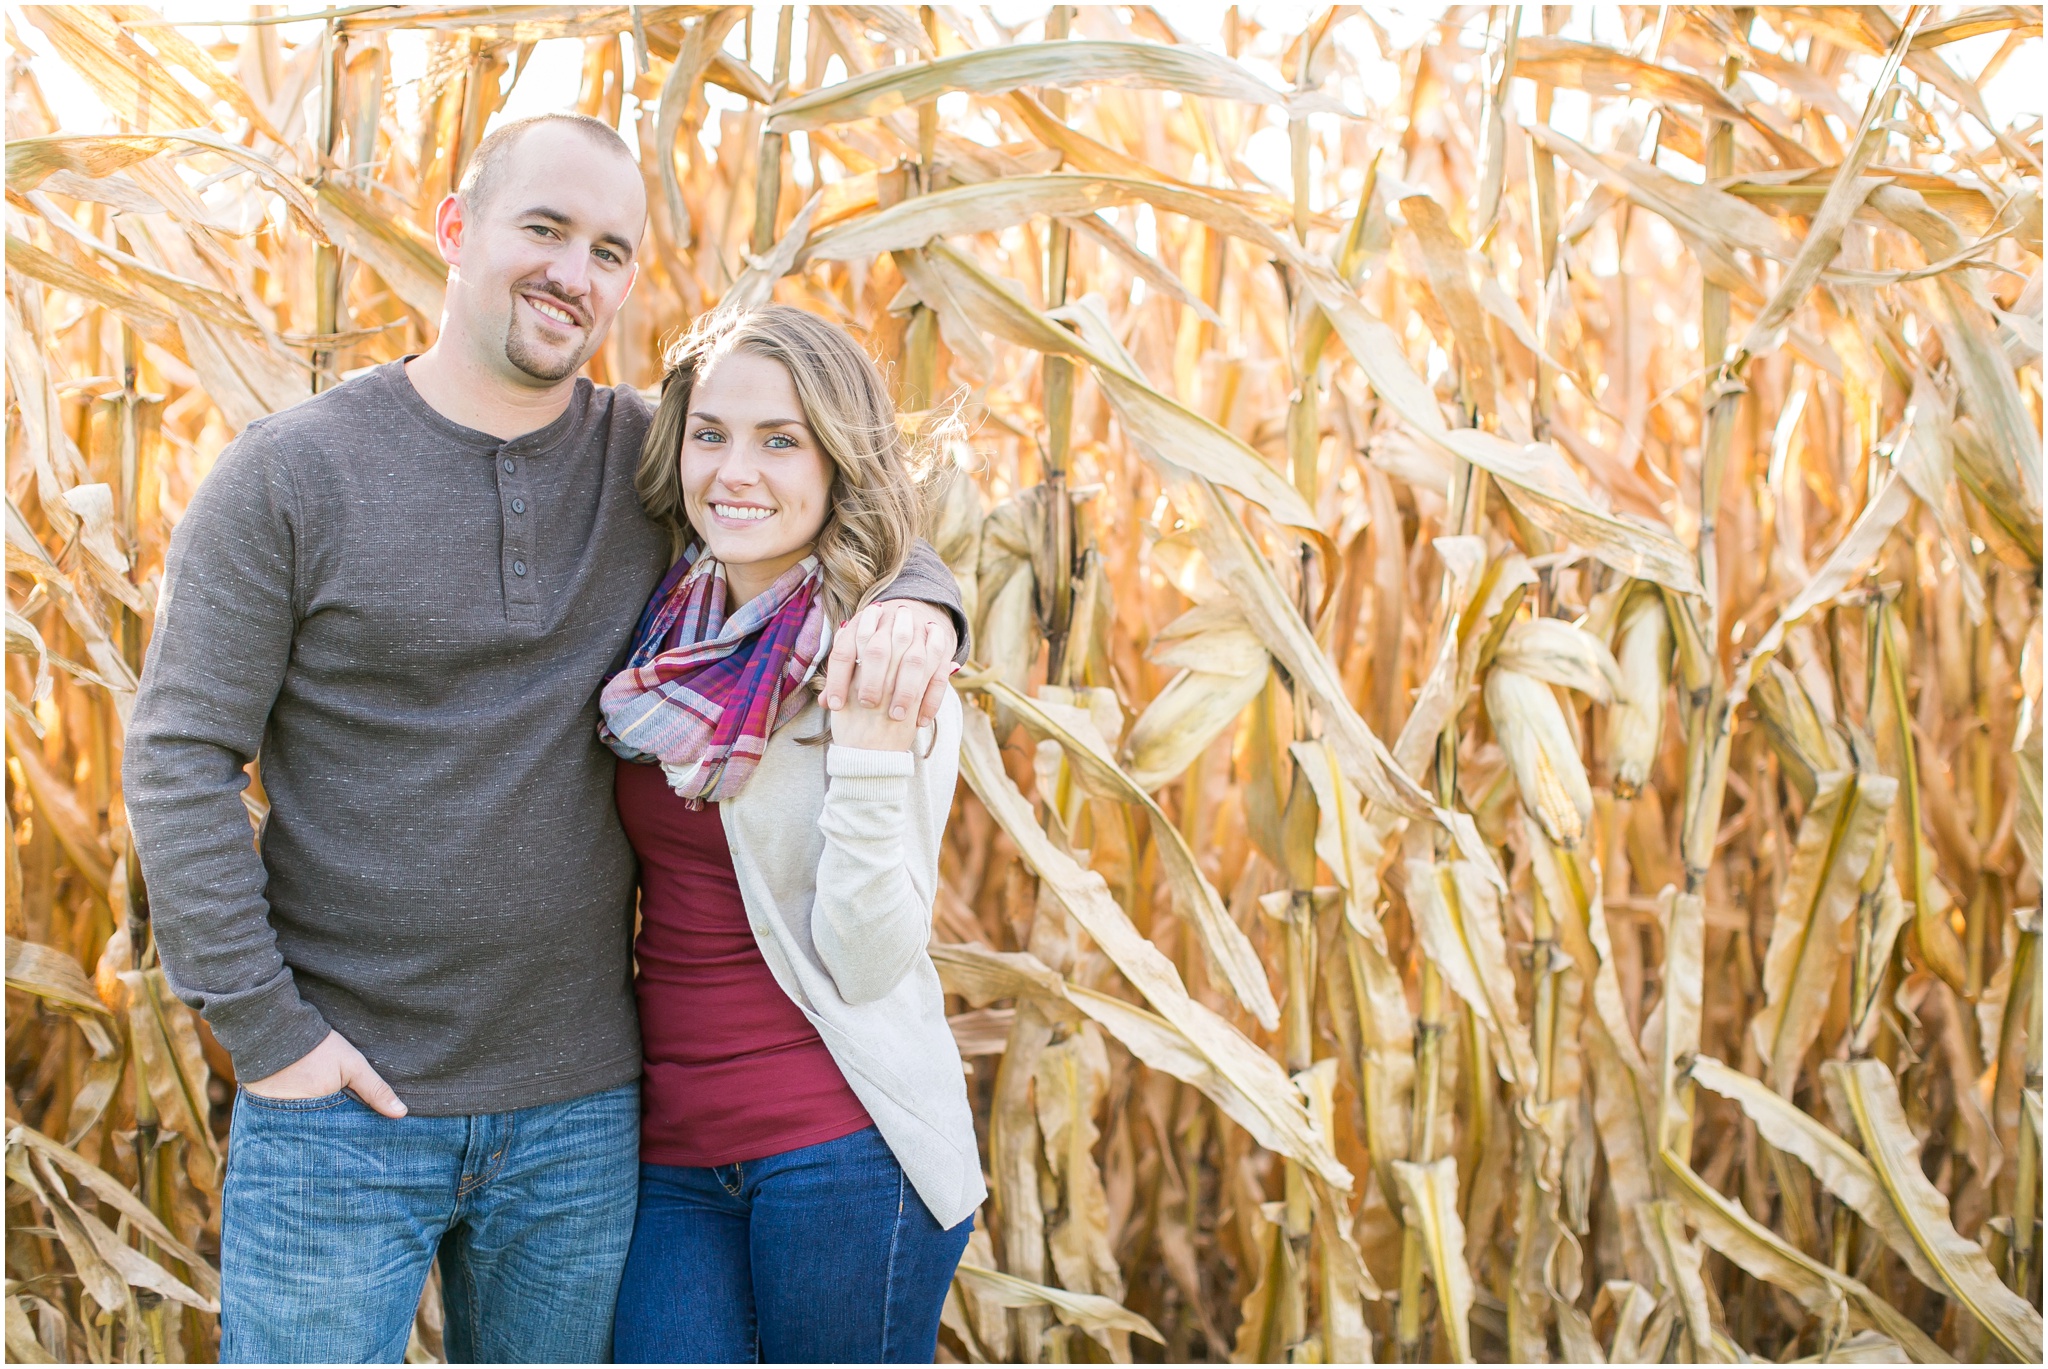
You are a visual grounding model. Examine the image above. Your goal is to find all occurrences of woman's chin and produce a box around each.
[704,537,773,567]
[700,532,813,572]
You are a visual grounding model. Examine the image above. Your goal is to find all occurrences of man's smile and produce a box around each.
[521,293,582,329]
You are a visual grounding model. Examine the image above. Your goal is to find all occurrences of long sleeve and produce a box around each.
[808,695,960,1005]
[123,430,332,1082]
[877,538,971,665]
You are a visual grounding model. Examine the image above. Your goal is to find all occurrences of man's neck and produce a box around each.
[404,338,578,441]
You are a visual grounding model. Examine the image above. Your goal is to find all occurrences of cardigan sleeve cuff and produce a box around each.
[826,745,916,778]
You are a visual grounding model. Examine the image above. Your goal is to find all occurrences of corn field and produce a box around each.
[4,4,2044,1363]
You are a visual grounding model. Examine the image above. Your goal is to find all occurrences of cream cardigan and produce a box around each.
[715,689,985,1229]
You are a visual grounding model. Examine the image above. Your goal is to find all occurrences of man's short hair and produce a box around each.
[456,113,636,213]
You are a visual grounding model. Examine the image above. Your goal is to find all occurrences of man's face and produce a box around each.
[438,124,646,385]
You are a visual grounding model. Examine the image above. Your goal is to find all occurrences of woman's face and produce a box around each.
[679,350,834,602]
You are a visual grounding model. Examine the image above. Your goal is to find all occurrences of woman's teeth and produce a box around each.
[528,297,576,326]
[712,504,772,521]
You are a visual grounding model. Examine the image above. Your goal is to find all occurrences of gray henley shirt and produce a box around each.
[123,359,965,1115]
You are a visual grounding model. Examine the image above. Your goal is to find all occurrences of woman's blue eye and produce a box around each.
[692,428,725,443]
[764,434,796,449]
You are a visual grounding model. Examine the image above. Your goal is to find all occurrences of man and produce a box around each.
[124,113,963,1363]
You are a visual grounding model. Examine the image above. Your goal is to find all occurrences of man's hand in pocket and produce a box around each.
[242,1029,408,1118]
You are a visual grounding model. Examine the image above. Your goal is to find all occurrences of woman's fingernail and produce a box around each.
[891,706,907,720]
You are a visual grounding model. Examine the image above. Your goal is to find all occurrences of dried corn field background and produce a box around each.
[4,2,2044,1363]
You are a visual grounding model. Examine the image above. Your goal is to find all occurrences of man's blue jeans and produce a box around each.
[612,1125,971,1362]
[219,1082,638,1363]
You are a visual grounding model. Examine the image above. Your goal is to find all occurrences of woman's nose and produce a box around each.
[714,448,761,487]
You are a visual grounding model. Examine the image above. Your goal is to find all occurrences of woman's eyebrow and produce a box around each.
[684,410,808,431]
[754,417,810,431]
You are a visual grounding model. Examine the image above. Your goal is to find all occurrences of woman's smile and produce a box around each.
[707,501,775,524]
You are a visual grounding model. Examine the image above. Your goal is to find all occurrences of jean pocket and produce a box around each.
[237,1087,356,1113]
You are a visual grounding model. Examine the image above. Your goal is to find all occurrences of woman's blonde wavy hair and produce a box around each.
[637,305,939,626]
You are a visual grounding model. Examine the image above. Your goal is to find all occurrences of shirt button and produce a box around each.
[513,560,528,577]
[503,458,516,474]
[511,498,526,514]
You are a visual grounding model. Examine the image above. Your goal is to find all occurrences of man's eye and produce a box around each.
[527,225,558,239]
[595,248,619,264]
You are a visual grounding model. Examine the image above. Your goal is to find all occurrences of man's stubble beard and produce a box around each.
[503,308,591,383]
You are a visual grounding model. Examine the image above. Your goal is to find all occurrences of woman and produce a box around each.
[600,306,984,1363]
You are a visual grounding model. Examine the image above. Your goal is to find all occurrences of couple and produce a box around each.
[124,113,985,1363]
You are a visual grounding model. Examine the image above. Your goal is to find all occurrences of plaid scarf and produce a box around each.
[598,548,825,806]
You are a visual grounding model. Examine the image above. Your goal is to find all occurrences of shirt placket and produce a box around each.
[495,445,539,623]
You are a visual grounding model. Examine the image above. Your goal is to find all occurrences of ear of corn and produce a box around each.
[5,6,2039,1362]
[1605,587,1672,798]
[1484,666,1594,850]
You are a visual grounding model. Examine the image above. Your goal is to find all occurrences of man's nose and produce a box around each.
[544,246,592,296]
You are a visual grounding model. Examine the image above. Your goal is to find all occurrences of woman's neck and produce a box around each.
[720,547,813,609]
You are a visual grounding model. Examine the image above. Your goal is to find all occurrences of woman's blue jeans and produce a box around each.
[612,1125,972,1362]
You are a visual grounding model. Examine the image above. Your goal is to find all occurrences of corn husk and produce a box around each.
[1483,666,1593,850]
[1605,589,1672,798]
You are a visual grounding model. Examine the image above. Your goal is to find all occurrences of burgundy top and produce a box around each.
[616,757,872,1166]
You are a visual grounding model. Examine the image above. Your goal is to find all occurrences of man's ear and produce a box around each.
[433,193,467,266]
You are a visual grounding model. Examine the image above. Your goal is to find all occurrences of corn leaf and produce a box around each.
[653,9,746,254]
[19,6,218,132]
[930,941,1071,1009]
[35,1152,216,1313]
[7,130,324,239]
[953,1262,1164,1344]
[1689,1055,1947,1296]
[921,242,1325,545]
[1171,474,1436,826]
[6,1147,127,1315]
[1391,1158,1475,1363]
[768,40,1291,133]
[980,679,1279,1029]
[957,704,1351,1189]
[1823,1059,2043,1363]
[1404,859,1538,1094]
[1732,476,1914,704]
[314,178,448,323]
[1303,271,1704,596]
[1660,1149,1951,1363]
[1749,770,1897,1092]
[5,937,112,1022]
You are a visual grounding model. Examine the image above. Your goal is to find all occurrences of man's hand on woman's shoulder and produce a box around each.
[825,601,954,750]
[822,599,957,737]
